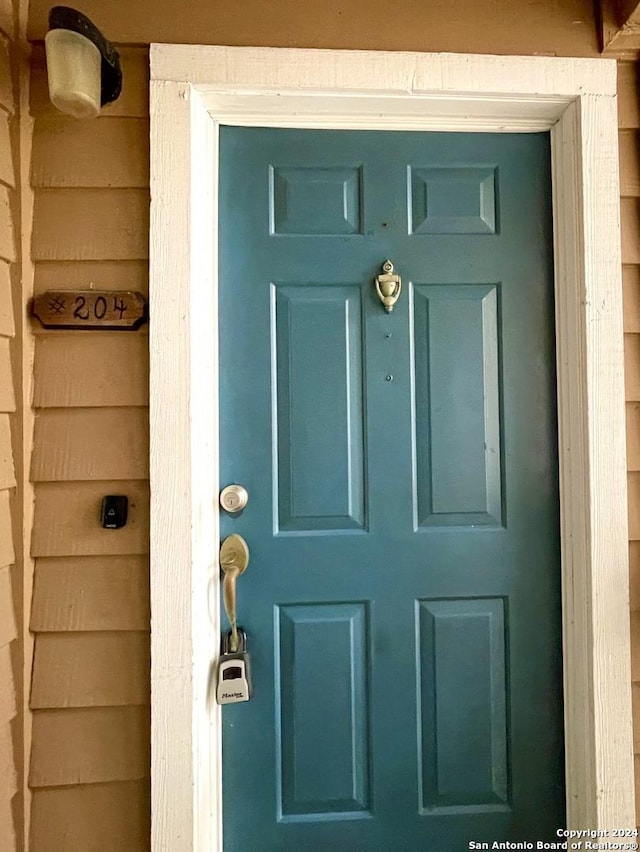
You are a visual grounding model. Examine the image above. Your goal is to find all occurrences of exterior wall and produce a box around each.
[621,62,640,819]
[22,0,640,847]
[27,44,151,851]
[27,0,600,56]
[0,1,24,850]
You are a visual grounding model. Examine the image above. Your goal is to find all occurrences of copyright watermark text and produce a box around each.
[468,832,639,852]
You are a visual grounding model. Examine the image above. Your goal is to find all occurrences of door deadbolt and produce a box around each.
[220,484,249,514]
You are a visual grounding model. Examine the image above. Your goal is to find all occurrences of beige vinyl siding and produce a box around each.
[32,334,149,406]
[31,481,149,556]
[31,117,149,188]
[28,43,151,851]
[619,59,640,823]
[29,556,149,631]
[33,259,149,295]
[32,188,149,260]
[0,0,20,848]
[31,408,149,481]
[0,261,13,334]
[30,780,151,852]
[30,706,150,786]
[26,0,600,57]
[30,632,150,708]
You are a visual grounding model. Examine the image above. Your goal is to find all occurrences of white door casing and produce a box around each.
[149,46,634,852]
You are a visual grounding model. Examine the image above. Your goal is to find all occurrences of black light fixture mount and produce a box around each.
[46,6,122,118]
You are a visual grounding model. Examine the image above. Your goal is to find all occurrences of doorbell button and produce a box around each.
[101,495,128,529]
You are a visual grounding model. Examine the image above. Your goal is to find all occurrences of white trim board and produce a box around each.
[149,46,635,851]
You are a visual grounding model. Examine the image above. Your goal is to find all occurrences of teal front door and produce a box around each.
[218,128,564,851]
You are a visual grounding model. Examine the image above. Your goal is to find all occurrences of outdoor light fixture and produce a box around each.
[45,6,122,119]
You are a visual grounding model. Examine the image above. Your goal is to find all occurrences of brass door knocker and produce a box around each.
[374,260,402,313]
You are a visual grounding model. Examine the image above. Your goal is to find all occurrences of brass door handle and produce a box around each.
[219,533,249,652]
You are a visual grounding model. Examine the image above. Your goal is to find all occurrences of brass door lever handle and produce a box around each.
[219,533,250,652]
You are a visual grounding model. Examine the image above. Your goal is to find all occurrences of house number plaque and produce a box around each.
[32,290,147,330]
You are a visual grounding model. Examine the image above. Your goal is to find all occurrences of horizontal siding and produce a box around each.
[28,41,151,851]
[26,0,600,55]
[0,489,14,566]
[33,334,149,407]
[0,564,16,647]
[29,706,150,786]
[630,404,640,471]
[0,185,14,264]
[628,337,640,401]
[619,63,640,131]
[630,464,640,540]
[620,65,640,826]
[30,632,150,708]
[0,559,16,851]
[0,721,16,802]
[0,719,17,852]
[31,556,150,632]
[632,542,640,611]
[32,118,149,188]
[0,261,13,336]
[0,644,16,726]
[0,0,13,37]
[0,796,15,852]
[33,259,149,296]
[0,110,13,187]
[624,265,640,333]
[32,408,149,481]
[0,10,17,850]
[622,197,640,266]
[0,184,14,262]
[0,336,14,411]
[633,611,640,682]
[31,480,149,557]
[32,188,150,261]
[30,780,150,852]
[0,413,15,488]
[621,131,640,197]
[0,36,13,114]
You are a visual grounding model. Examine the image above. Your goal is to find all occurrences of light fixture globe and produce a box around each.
[45,6,122,119]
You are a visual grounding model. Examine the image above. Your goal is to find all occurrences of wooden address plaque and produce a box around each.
[33,291,147,330]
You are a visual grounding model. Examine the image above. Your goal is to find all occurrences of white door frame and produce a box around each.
[149,45,635,852]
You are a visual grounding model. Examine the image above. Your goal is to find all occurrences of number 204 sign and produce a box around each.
[32,291,147,330]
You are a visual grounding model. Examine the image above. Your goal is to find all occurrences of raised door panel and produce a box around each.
[273,285,366,533]
[270,166,363,236]
[417,598,509,812]
[276,603,370,820]
[412,284,502,527]
[409,166,497,235]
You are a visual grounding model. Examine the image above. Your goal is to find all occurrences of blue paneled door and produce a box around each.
[218,128,563,851]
